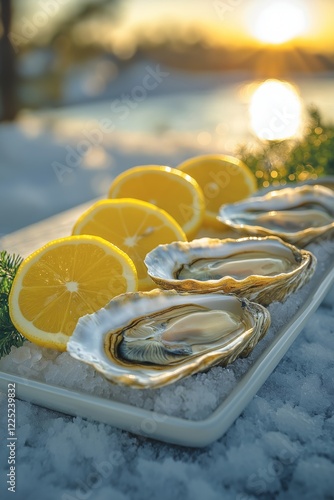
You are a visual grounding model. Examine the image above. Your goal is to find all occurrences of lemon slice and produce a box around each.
[9,235,137,351]
[72,198,187,290]
[178,154,257,228]
[108,165,205,239]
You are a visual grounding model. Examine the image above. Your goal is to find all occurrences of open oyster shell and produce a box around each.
[218,185,334,246]
[305,176,334,192]
[67,290,271,389]
[145,237,316,306]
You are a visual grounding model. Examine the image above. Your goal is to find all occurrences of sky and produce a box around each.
[122,0,334,50]
[14,0,334,51]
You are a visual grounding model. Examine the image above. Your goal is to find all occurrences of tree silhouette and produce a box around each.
[0,0,119,121]
[0,0,17,121]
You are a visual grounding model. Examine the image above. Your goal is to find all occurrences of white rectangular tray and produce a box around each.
[1,203,333,448]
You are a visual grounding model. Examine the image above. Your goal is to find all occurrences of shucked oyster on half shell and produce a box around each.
[67,290,270,389]
[218,184,334,247]
[144,237,316,306]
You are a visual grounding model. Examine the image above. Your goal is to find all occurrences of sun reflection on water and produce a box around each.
[249,79,302,141]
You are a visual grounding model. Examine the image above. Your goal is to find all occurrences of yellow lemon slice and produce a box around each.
[178,154,257,228]
[72,199,187,290]
[108,165,205,239]
[9,235,137,351]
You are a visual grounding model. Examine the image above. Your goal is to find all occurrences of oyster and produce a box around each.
[218,185,334,246]
[67,290,271,389]
[305,176,334,192]
[144,237,316,306]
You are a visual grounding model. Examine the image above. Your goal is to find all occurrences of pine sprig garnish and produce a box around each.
[0,251,25,358]
[237,107,334,188]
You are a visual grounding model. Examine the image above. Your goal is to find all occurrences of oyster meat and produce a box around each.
[145,237,316,306]
[176,252,291,281]
[118,304,243,365]
[67,290,271,389]
[218,184,334,246]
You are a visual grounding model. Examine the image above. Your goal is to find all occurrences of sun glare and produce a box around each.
[249,80,302,141]
[250,1,308,44]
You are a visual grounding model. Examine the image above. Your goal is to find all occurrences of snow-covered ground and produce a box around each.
[0,65,334,499]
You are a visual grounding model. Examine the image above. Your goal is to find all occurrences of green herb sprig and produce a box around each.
[0,251,25,358]
[237,107,334,188]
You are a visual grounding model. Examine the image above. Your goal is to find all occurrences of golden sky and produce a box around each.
[116,0,334,51]
[18,0,334,52]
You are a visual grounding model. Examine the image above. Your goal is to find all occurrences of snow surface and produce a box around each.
[1,70,334,498]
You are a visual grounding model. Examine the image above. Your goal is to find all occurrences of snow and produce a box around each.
[1,68,334,498]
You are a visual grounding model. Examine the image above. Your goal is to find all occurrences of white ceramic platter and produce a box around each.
[0,199,333,448]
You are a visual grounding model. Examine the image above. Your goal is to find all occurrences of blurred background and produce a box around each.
[0,0,334,234]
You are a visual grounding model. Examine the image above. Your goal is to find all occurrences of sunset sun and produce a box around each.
[250,1,308,45]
